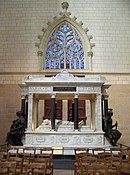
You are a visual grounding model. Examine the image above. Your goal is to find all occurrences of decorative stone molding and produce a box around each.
[24,132,107,150]
[29,87,52,94]
[78,87,101,94]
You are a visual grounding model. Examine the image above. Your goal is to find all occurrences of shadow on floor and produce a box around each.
[53,155,75,170]
[54,169,74,175]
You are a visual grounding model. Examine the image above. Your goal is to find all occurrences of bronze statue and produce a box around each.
[103,109,122,146]
[6,111,25,146]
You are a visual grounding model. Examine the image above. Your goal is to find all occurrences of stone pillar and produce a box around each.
[27,94,33,131]
[38,100,44,125]
[51,94,56,130]
[21,95,26,117]
[85,100,89,126]
[101,98,104,130]
[103,95,109,131]
[95,94,102,132]
[74,94,78,130]
[25,97,28,128]
[72,101,74,122]
[62,100,68,121]
[36,100,39,128]
[90,99,95,129]
[104,96,108,118]
[33,98,39,130]
[101,98,104,119]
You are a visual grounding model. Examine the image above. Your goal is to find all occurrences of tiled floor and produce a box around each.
[54,169,74,175]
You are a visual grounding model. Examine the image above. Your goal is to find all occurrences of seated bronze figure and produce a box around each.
[6,111,25,146]
[103,109,122,146]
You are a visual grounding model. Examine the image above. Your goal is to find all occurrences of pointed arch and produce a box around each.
[46,23,84,69]
[36,3,94,72]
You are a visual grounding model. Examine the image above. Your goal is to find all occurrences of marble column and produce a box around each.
[33,98,39,130]
[62,100,68,121]
[36,100,39,128]
[90,99,95,129]
[21,95,26,117]
[27,94,33,131]
[95,94,102,132]
[74,94,78,130]
[25,97,28,128]
[104,96,108,118]
[103,96,108,131]
[51,94,56,130]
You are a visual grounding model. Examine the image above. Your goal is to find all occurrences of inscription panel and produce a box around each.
[53,86,76,92]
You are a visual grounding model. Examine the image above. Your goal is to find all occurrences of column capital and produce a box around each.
[51,93,56,98]
[103,95,109,100]
[96,93,101,100]
[21,94,26,99]
[28,94,33,99]
[25,97,28,103]
[74,93,79,98]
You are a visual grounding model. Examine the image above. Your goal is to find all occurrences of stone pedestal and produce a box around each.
[24,129,108,154]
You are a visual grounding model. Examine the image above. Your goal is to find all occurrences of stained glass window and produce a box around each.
[45,24,84,69]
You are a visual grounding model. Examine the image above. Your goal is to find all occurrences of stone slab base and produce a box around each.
[23,130,111,155]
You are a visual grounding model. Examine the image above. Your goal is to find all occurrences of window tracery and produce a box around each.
[36,2,94,72]
[46,24,84,69]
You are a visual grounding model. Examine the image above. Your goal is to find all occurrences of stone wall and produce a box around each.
[0,0,130,73]
[0,85,21,144]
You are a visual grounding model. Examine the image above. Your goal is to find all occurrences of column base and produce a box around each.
[74,129,79,132]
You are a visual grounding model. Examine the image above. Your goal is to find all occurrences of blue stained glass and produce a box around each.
[80,52,84,58]
[71,59,74,69]
[51,33,55,39]
[66,53,71,59]
[61,24,69,32]
[67,39,73,46]
[77,39,82,45]
[78,49,83,57]
[57,39,64,46]
[75,32,82,45]
[46,49,53,56]
[73,52,78,57]
[45,23,84,70]
[76,59,79,69]
[81,60,84,69]
[57,34,64,39]
[75,32,79,40]
[71,43,79,51]
[60,53,64,60]
[46,60,49,69]
[67,50,73,56]
[66,30,73,36]
[52,44,58,51]
[50,59,54,68]
[56,60,59,69]
[58,49,63,56]
[66,35,73,41]
[60,61,64,69]
[56,30,64,37]
[53,52,56,57]
[48,40,52,46]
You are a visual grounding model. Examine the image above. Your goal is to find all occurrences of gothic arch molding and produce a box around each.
[36,2,95,72]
